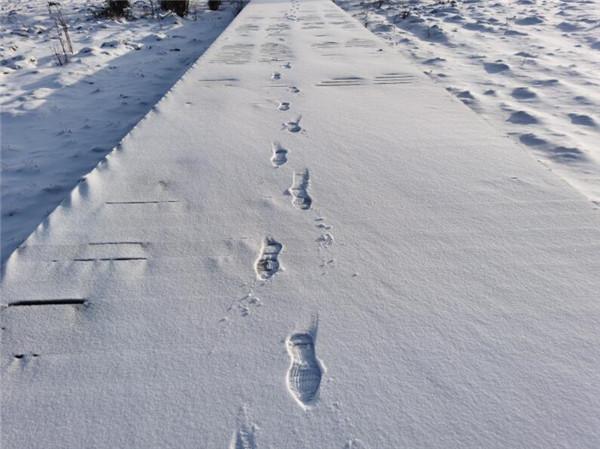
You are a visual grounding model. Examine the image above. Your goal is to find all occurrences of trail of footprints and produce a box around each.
[255,20,329,408]
[228,2,356,444]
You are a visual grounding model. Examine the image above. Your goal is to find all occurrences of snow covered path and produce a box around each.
[2,1,600,448]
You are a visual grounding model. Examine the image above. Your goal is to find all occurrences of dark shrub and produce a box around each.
[208,0,222,11]
[160,0,190,16]
[106,0,129,16]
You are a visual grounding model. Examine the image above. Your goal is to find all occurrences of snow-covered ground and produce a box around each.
[1,0,238,263]
[3,1,598,262]
[336,0,600,201]
[2,0,600,447]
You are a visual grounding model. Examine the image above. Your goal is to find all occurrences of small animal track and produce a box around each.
[278,101,290,111]
[286,331,323,406]
[288,169,312,210]
[230,407,257,449]
[255,237,283,280]
[289,86,300,94]
[317,232,334,249]
[271,142,288,167]
[228,291,261,317]
[271,71,281,80]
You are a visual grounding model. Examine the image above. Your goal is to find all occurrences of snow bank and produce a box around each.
[1,0,237,263]
[336,0,600,203]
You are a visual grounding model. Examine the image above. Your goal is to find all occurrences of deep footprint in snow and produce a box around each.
[507,110,538,124]
[519,133,547,146]
[568,113,597,127]
[511,87,537,100]
[230,408,257,449]
[483,61,510,73]
[286,331,323,407]
[255,237,283,280]
[278,101,290,111]
[283,116,302,133]
[271,142,288,167]
[548,145,586,162]
[288,169,312,210]
[515,15,544,26]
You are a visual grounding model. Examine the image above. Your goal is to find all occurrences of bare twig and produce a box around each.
[48,1,73,65]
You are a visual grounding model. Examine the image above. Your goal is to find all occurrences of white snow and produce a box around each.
[336,0,600,202]
[2,0,600,448]
[1,0,237,262]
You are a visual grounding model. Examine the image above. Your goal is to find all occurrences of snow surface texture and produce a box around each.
[1,0,237,263]
[336,0,600,202]
[2,0,600,448]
